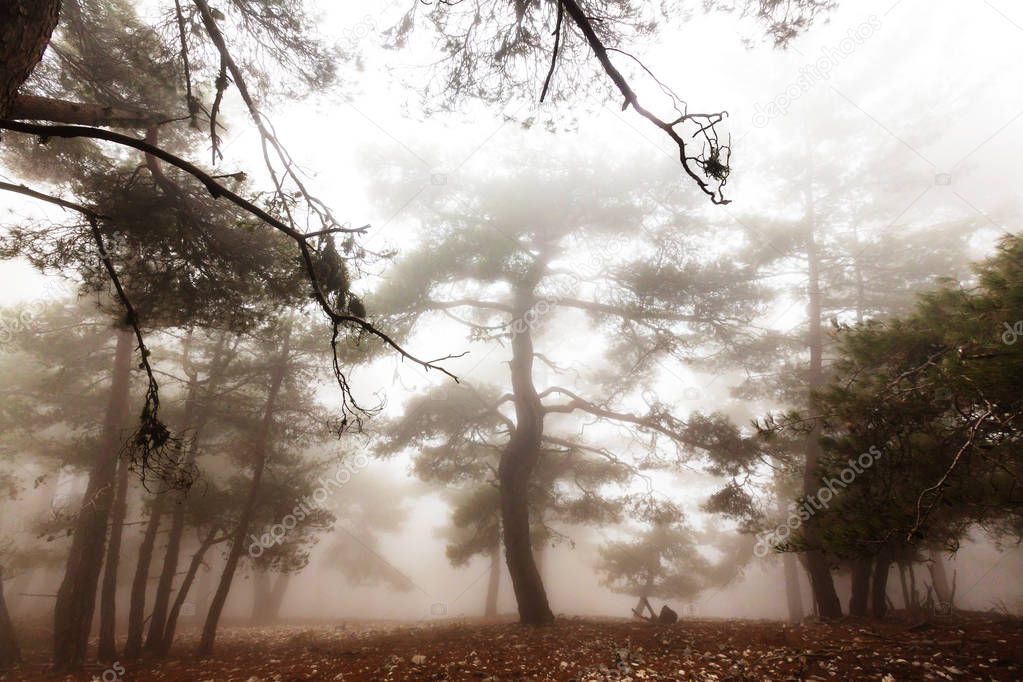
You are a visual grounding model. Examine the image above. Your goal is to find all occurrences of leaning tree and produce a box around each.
[369,142,765,623]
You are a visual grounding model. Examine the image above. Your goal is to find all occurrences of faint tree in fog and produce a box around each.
[597,501,753,616]
[704,111,986,619]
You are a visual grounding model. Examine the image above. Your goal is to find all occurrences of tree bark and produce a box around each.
[143,445,196,652]
[484,542,501,618]
[147,332,228,652]
[98,454,131,661]
[158,532,218,656]
[0,566,20,669]
[53,326,133,669]
[198,327,291,655]
[124,496,165,658]
[802,175,843,620]
[498,289,554,625]
[782,552,804,623]
[9,94,159,127]
[848,557,871,617]
[0,0,60,118]
[871,549,892,618]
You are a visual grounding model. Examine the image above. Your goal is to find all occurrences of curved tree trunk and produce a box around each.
[124,496,164,658]
[53,327,133,669]
[782,552,804,623]
[198,328,290,655]
[0,566,20,669]
[848,557,872,617]
[498,293,554,625]
[0,0,60,118]
[98,454,131,661]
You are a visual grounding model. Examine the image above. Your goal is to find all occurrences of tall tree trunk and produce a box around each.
[124,496,165,658]
[98,454,131,661]
[908,561,918,608]
[0,566,20,669]
[897,562,911,610]
[148,332,228,651]
[158,532,218,656]
[498,293,554,625]
[0,0,60,118]
[53,327,133,669]
[848,557,872,617]
[143,446,195,652]
[266,573,290,623]
[782,552,804,623]
[195,556,213,619]
[871,549,892,618]
[250,569,289,625]
[484,542,501,618]
[927,550,952,606]
[251,569,271,624]
[198,328,290,655]
[802,176,843,620]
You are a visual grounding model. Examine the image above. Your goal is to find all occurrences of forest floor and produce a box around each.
[5,612,1022,681]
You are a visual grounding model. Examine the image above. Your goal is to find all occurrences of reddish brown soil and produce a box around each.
[4,613,1021,681]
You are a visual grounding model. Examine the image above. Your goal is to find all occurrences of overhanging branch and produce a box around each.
[0,120,460,424]
[558,0,731,204]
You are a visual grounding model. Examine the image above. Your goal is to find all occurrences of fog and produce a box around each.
[1,0,1022,679]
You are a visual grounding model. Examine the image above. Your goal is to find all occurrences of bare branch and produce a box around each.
[558,0,731,204]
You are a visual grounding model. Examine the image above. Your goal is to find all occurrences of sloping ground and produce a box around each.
[5,614,1022,681]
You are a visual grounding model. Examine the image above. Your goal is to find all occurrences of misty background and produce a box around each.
[2,0,1022,632]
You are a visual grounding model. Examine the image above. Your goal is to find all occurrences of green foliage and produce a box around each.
[793,233,1023,557]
